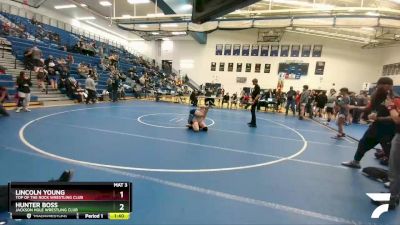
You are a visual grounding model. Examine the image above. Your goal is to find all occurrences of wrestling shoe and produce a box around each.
[341,160,361,169]
[49,170,74,182]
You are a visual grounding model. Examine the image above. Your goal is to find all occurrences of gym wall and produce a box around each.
[157,29,383,94]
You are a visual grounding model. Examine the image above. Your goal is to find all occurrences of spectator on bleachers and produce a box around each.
[49,32,60,45]
[77,63,90,78]
[109,53,119,67]
[66,77,85,103]
[35,24,46,40]
[31,17,39,26]
[2,22,10,35]
[85,75,97,104]
[0,85,9,117]
[45,56,57,90]
[24,45,42,70]
[59,45,67,52]
[36,67,47,92]
[44,55,54,67]
[16,71,32,113]
[66,53,74,68]
[98,44,104,57]
[11,23,27,39]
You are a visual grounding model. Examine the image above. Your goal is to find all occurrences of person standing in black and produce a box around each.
[248,78,261,128]
[285,86,297,116]
[342,77,395,168]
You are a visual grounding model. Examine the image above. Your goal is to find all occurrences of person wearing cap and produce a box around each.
[248,78,261,128]
[342,77,395,168]
[187,106,209,132]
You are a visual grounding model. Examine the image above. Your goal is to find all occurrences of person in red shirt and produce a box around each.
[295,90,301,116]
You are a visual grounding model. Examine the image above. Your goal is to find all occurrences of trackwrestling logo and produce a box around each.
[366,193,391,219]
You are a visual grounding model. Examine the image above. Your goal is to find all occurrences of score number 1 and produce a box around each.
[119,191,124,211]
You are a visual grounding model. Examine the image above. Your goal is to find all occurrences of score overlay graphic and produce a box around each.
[8,182,132,220]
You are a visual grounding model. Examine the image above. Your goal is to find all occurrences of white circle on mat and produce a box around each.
[19,107,308,173]
[137,113,215,129]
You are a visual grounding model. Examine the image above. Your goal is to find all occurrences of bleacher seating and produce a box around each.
[0,11,181,102]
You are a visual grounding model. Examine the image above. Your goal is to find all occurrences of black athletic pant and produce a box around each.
[86,90,96,104]
[354,125,394,161]
[0,104,8,116]
[250,103,256,125]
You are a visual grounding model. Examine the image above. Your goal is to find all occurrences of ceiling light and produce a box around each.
[127,0,150,4]
[147,13,164,17]
[80,4,87,7]
[122,14,131,18]
[151,32,160,35]
[180,4,192,10]
[76,16,96,20]
[171,31,186,35]
[162,38,171,41]
[138,24,148,28]
[366,11,380,16]
[161,23,178,27]
[54,4,77,9]
[99,1,112,6]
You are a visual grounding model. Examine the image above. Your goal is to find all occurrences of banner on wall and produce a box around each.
[260,44,269,56]
[301,45,311,57]
[224,44,232,56]
[255,64,261,73]
[228,63,234,72]
[277,73,285,90]
[242,44,250,56]
[216,44,223,55]
[280,72,301,80]
[246,63,252,72]
[251,44,259,56]
[264,64,271,73]
[312,45,323,57]
[270,45,279,56]
[237,63,243,72]
[395,64,400,75]
[382,65,388,76]
[233,44,241,56]
[315,61,325,75]
[236,77,247,83]
[291,45,300,57]
[211,62,216,71]
[219,62,225,71]
[280,45,290,57]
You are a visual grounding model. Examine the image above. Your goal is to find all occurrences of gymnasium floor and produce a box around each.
[0,101,399,225]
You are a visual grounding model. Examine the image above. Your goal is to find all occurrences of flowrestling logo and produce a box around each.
[366,193,391,219]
